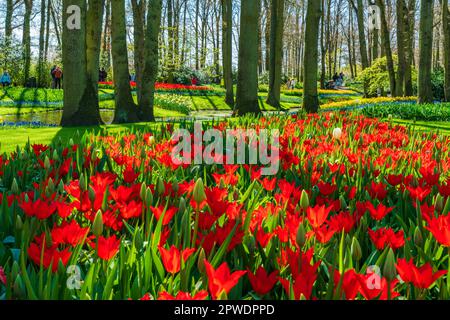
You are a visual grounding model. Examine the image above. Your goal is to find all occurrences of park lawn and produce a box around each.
[0,116,447,155]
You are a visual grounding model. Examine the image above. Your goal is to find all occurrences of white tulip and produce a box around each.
[333,127,342,140]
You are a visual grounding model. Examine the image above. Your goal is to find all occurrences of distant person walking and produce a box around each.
[99,68,107,82]
[191,76,198,86]
[52,66,63,89]
[0,71,11,87]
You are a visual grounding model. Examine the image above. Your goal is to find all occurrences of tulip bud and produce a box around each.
[435,194,444,213]
[92,210,104,237]
[79,173,87,192]
[383,248,397,282]
[145,188,153,207]
[11,178,19,195]
[44,156,51,170]
[193,178,207,204]
[148,136,155,146]
[52,150,59,161]
[58,180,65,194]
[414,226,423,247]
[300,190,309,211]
[296,223,306,248]
[88,186,96,203]
[13,274,25,298]
[69,138,74,147]
[15,215,23,231]
[198,249,206,274]
[178,197,187,214]
[351,237,362,261]
[156,177,165,196]
[140,182,147,201]
[101,187,109,212]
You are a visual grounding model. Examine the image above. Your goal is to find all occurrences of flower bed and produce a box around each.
[321,96,417,110]
[98,81,214,95]
[0,113,450,300]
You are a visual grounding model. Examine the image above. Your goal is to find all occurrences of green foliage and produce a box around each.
[171,66,210,85]
[358,56,418,96]
[0,37,24,85]
[361,102,450,121]
[431,67,445,102]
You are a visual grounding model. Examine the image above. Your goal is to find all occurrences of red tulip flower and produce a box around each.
[366,202,394,221]
[20,198,56,220]
[247,267,279,296]
[307,204,332,229]
[159,246,195,274]
[151,205,178,226]
[396,258,447,289]
[426,214,450,247]
[0,266,6,285]
[334,269,361,300]
[28,240,71,272]
[204,260,246,299]
[368,227,405,251]
[91,235,121,261]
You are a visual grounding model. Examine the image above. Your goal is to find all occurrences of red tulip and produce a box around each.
[204,260,246,299]
[426,214,450,247]
[334,269,360,300]
[151,205,178,226]
[396,258,447,289]
[358,273,399,300]
[0,266,6,285]
[28,239,71,272]
[307,204,332,229]
[366,202,394,221]
[247,267,278,296]
[368,227,405,251]
[19,198,56,220]
[51,220,89,247]
[91,235,121,261]
[159,246,195,274]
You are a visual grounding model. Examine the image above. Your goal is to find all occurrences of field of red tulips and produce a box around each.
[0,112,450,300]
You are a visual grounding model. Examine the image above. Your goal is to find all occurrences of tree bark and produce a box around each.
[131,0,146,105]
[139,0,163,122]
[443,0,450,101]
[61,0,87,126]
[376,0,396,96]
[354,0,369,96]
[404,0,415,96]
[302,0,321,114]
[38,0,47,87]
[111,0,140,123]
[418,0,435,104]
[222,0,234,106]
[22,0,33,86]
[266,0,285,108]
[235,0,261,116]
[396,0,407,97]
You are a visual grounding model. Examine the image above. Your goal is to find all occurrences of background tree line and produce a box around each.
[0,0,449,124]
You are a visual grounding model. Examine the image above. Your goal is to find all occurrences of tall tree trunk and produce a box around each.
[396,0,407,96]
[222,0,234,106]
[267,0,285,108]
[61,0,87,126]
[44,0,51,61]
[264,0,271,72]
[302,0,321,114]
[235,0,261,116]
[320,0,327,89]
[76,0,104,125]
[5,0,13,40]
[22,0,33,86]
[377,0,396,96]
[418,0,435,104]
[167,0,175,81]
[111,0,140,123]
[354,0,369,96]
[139,0,163,122]
[443,0,450,101]
[38,0,47,87]
[131,0,146,105]
[404,0,415,96]
[101,0,111,71]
